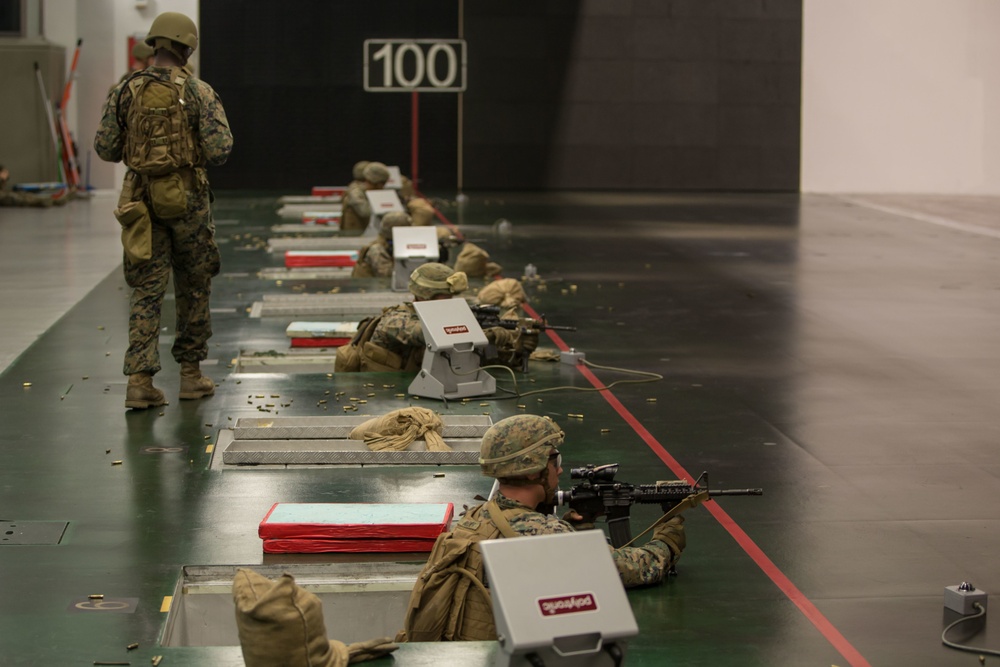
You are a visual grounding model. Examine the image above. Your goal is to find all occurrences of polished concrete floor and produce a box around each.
[1,190,999,666]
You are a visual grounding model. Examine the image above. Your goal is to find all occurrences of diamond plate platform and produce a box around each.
[278,204,343,218]
[214,415,492,467]
[268,237,370,253]
[270,223,345,235]
[258,267,354,281]
[277,195,343,205]
[234,348,338,373]
[233,415,493,440]
[222,438,482,465]
[248,292,409,318]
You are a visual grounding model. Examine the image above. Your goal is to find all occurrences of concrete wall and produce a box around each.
[801,0,1000,194]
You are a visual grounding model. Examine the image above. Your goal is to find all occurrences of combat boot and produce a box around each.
[125,372,168,409]
[179,361,215,400]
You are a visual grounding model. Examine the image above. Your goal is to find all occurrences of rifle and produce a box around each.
[556,464,763,549]
[470,304,576,333]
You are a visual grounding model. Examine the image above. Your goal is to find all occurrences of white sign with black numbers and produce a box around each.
[363,39,467,93]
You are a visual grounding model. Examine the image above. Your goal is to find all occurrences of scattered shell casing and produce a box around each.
[22,382,31,387]
[112,460,123,466]
[600,428,611,434]
[127,643,139,650]
[395,394,406,398]
[88,594,104,599]
[152,657,163,666]
[367,393,376,397]
[517,404,526,409]
[646,398,657,403]
[358,400,367,404]
[479,402,489,407]
[433,473,445,478]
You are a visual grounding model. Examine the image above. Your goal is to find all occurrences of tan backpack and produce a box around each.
[333,313,383,372]
[124,67,200,177]
[397,501,523,642]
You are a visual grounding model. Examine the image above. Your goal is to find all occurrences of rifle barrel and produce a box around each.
[708,488,764,496]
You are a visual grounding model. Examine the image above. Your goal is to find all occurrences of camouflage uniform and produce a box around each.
[340,182,370,232]
[369,302,423,361]
[484,493,671,587]
[352,238,394,278]
[95,66,233,376]
[0,187,55,208]
[369,302,521,370]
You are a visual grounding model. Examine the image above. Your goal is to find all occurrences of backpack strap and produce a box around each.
[485,499,521,539]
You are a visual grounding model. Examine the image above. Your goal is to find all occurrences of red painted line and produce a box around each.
[519,302,872,667]
[428,206,871,665]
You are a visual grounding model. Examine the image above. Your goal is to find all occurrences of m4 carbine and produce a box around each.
[556,463,763,548]
[470,304,576,333]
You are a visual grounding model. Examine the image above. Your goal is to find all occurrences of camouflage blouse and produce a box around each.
[483,493,671,587]
[95,66,232,168]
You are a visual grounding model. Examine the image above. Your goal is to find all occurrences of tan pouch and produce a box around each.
[334,344,361,373]
[147,172,187,219]
[361,341,405,372]
[114,200,152,263]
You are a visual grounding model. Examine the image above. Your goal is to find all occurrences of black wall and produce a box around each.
[202,0,801,192]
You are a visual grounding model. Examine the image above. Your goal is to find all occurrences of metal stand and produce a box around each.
[407,299,496,400]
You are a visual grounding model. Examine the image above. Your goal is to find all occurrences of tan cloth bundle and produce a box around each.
[477,278,527,310]
[349,407,451,452]
[232,568,398,667]
[407,197,437,226]
[455,242,502,278]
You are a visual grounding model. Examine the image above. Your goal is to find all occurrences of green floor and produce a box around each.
[1,191,998,666]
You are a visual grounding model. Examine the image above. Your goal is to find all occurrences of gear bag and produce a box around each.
[333,313,383,372]
[124,68,200,177]
[397,501,524,642]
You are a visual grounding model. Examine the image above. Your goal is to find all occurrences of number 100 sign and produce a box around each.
[364,39,467,93]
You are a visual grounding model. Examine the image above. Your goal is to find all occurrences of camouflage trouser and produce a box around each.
[123,181,220,376]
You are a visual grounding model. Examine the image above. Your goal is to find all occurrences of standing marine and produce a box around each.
[94,11,233,410]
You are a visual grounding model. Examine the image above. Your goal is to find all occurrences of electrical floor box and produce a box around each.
[944,584,988,615]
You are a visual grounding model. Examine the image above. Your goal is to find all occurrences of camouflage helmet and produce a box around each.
[379,211,411,239]
[145,12,199,51]
[363,161,390,186]
[352,161,370,181]
[480,415,564,479]
[409,262,468,300]
[131,41,155,61]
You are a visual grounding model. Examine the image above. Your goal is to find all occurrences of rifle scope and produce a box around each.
[569,463,619,482]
